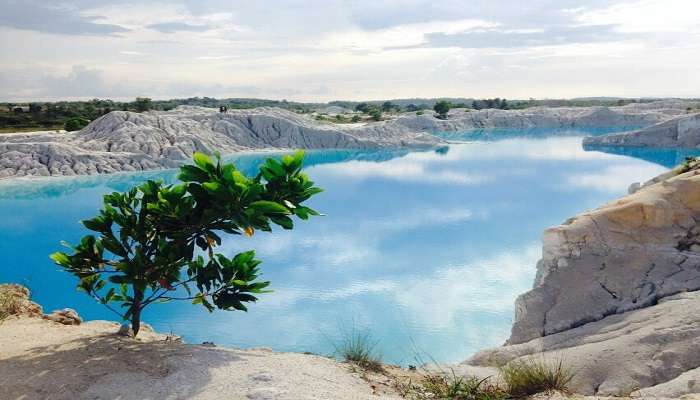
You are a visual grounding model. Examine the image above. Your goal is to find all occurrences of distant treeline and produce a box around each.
[0,97,324,132]
[330,97,666,112]
[0,95,682,132]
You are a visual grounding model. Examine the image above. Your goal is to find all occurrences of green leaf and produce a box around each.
[249,200,289,215]
[193,152,215,171]
[178,165,210,182]
[49,252,70,266]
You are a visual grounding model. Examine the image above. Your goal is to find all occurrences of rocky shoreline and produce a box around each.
[584,112,700,148]
[459,159,700,396]
[1,100,696,180]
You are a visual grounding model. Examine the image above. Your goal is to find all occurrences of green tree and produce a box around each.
[355,103,371,113]
[64,117,90,131]
[433,100,452,119]
[369,108,382,121]
[51,151,322,336]
[134,97,152,112]
[381,101,396,112]
[351,115,361,122]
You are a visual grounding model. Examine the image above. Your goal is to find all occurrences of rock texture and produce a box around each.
[464,291,700,395]
[460,161,700,396]
[396,100,692,132]
[508,166,700,345]
[1,100,696,180]
[0,106,438,180]
[584,112,700,148]
[43,308,82,325]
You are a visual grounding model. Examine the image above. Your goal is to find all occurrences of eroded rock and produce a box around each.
[509,166,700,344]
[43,308,82,325]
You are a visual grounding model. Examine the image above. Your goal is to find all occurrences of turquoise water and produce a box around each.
[1,128,699,365]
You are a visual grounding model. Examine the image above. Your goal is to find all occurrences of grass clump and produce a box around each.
[499,357,574,398]
[335,330,384,372]
[0,286,21,321]
[417,373,507,400]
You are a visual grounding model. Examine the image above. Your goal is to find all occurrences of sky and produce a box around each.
[1,0,699,102]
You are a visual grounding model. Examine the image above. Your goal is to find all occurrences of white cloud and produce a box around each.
[1,0,700,101]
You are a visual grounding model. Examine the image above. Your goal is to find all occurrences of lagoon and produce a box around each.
[1,128,697,365]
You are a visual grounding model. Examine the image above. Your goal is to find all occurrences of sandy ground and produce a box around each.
[0,317,406,400]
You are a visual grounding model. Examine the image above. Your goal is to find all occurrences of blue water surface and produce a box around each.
[1,127,698,365]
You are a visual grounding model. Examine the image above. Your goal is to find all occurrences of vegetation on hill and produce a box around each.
[0,95,681,133]
[50,151,322,336]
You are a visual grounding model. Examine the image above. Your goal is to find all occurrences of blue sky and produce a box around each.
[1,0,699,101]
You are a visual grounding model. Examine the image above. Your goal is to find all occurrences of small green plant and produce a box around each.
[416,110,424,115]
[499,357,574,398]
[676,156,699,174]
[335,330,384,372]
[351,115,361,122]
[64,117,90,131]
[51,151,322,336]
[369,108,382,121]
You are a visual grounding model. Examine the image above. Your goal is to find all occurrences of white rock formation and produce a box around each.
[395,100,692,132]
[0,106,438,180]
[1,100,696,180]
[459,163,700,396]
[584,112,700,148]
[463,291,700,396]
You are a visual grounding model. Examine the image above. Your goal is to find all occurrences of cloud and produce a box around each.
[0,0,129,36]
[146,22,212,33]
[421,24,634,49]
[2,0,700,100]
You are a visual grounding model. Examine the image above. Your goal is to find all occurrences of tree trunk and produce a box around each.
[131,288,144,337]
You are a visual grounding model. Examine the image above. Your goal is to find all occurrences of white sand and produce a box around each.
[0,317,403,400]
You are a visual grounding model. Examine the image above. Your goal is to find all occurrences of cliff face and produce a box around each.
[463,163,700,396]
[0,106,439,179]
[509,167,700,344]
[584,112,700,148]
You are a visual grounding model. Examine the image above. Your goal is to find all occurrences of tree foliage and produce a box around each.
[64,117,90,131]
[51,151,322,335]
[433,100,452,119]
[134,97,153,113]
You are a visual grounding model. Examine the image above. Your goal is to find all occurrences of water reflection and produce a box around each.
[434,126,644,142]
[0,133,688,365]
[583,144,700,168]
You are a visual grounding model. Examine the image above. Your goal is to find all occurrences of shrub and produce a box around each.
[499,357,574,398]
[64,117,90,131]
[335,330,383,372]
[416,110,424,116]
[434,100,452,119]
[369,109,382,121]
[134,97,152,112]
[351,115,361,123]
[51,151,322,336]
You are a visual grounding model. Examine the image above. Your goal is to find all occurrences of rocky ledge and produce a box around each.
[460,160,700,396]
[1,100,696,180]
[584,112,700,148]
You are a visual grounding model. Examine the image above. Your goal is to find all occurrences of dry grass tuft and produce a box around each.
[499,357,574,398]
